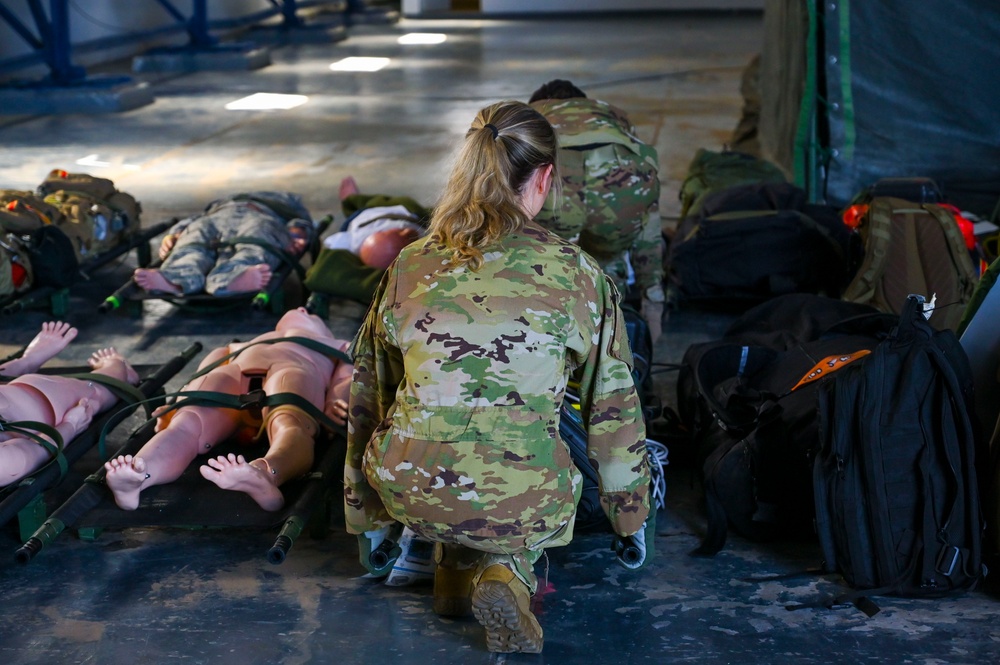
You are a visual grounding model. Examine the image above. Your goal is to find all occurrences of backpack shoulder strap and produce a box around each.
[841,197,894,305]
[922,203,979,301]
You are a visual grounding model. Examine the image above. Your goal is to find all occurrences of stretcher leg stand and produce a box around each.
[17,495,47,543]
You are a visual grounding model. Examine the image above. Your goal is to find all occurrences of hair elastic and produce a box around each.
[484,123,499,140]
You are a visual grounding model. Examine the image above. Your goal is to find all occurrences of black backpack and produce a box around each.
[811,295,985,605]
[677,294,897,555]
[23,225,80,289]
[562,303,658,533]
[560,400,608,532]
[666,182,858,312]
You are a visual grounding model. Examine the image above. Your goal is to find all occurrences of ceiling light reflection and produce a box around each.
[225,93,309,111]
[397,33,447,45]
[329,57,391,72]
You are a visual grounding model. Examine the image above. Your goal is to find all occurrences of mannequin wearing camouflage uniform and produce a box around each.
[134,191,312,296]
[529,80,665,341]
[345,101,652,654]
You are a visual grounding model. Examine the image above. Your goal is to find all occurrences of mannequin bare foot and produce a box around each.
[221,265,272,294]
[339,176,360,201]
[0,321,78,376]
[88,347,141,385]
[134,268,183,295]
[104,455,148,510]
[199,453,284,511]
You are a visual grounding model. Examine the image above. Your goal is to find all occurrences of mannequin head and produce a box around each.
[358,228,421,269]
[276,306,332,338]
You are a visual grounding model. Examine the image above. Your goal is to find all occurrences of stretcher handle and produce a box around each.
[268,515,306,565]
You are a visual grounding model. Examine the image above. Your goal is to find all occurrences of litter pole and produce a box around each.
[11,343,203,562]
[1,286,55,315]
[265,434,342,564]
[0,343,202,529]
[99,280,142,313]
[80,220,175,274]
[267,515,306,565]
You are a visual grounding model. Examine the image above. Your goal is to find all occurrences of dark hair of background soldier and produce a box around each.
[528,79,587,104]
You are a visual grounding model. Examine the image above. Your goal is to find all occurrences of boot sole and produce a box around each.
[471,580,543,653]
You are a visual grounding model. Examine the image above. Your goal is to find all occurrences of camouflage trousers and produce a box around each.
[160,203,292,295]
[535,142,659,291]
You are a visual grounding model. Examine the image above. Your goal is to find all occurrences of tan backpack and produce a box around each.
[841,197,979,331]
[37,169,117,200]
[37,170,142,260]
[0,190,64,233]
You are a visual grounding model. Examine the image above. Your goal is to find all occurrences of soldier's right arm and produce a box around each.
[569,260,651,538]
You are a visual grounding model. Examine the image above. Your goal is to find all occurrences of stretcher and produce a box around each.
[15,414,345,566]
[15,340,350,566]
[0,341,203,540]
[99,216,331,317]
[0,221,174,317]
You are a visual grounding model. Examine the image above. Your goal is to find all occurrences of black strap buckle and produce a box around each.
[238,388,267,411]
[935,544,960,577]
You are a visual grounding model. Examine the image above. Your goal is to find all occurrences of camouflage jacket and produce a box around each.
[531,97,663,295]
[344,222,651,550]
[530,97,654,161]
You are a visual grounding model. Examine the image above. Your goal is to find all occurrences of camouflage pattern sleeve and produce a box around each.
[571,265,652,538]
[344,271,400,535]
[629,181,665,294]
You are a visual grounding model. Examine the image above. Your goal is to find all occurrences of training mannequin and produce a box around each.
[323,177,426,263]
[1,321,140,487]
[358,227,422,270]
[133,192,314,296]
[104,307,353,512]
[304,177,427,303]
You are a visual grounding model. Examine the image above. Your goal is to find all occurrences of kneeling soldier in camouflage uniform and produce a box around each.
[529,79,665,342]
[345,100,653,654]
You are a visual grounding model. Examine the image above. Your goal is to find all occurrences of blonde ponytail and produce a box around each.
[429,101,557,270]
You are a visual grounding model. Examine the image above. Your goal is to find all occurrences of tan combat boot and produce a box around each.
[433,565,477,617]
[471,564,543,653]
[432,544,477,617]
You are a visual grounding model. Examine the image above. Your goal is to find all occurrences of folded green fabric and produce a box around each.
[341,193,430,220]
[304,248,385,304]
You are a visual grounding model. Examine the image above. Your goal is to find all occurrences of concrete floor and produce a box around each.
[1,10,999,664]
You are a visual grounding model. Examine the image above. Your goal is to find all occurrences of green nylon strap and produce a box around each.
[155,388,343,434]
[184,336,351,384]
[0,418,68,477]
[178,236,305,279]
[230,194,306,224]
[94,336,351,458]
[225,235,305,279]
[60,372,150,417]
[96,387,344,460]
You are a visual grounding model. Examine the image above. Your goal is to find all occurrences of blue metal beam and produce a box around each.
[47,0,85,83]
[0,1,345,81]
[0,3,43,49]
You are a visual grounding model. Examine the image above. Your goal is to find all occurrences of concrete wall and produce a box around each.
[402,0,764,14]
[483,0,763,11]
